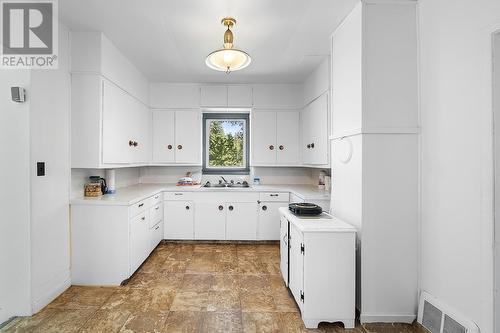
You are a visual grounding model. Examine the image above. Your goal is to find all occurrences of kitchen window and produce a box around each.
[202,113,250,174]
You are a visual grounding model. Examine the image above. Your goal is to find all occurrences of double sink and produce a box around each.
[202,181,251,188]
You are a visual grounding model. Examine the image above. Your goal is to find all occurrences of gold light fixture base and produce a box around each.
[221,17,236,27]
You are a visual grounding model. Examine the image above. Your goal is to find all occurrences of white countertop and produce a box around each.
[71,183,331,206]
[279,207,356,233]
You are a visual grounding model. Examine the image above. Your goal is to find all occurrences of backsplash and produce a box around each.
[71,168,140,199]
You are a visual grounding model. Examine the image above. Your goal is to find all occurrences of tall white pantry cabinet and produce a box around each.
[330,1,419,323]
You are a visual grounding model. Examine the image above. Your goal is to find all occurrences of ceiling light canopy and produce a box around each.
[206,17,251,73]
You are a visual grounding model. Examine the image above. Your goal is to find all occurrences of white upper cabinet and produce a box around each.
[152,110,201,165]
[252,110,300,166]
[228,86,253,107]
[72,75,151,168]
[200,86,227,107]
[200,85,253,107]
[302,94,329,166]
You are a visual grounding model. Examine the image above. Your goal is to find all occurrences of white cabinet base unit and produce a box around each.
[70,192,163,285]
[279,207,356,329]
[258,192,289,240]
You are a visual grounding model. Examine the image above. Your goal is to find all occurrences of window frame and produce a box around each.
[202,113,250,175]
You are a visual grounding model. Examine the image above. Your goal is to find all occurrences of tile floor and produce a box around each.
[0,242,425,333]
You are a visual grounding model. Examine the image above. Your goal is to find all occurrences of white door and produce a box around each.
[301,106,311,165]
[102,80,132,164]
[164,201,194,239]
[309,94,329,165]
[194,202,226,240]
[226,202,258,240]
[131,101,150,163]
[276,111,300,165]
[258,202,284,240]
[152,110,175,163]
[289,224,304,310]
[130,211,150,273]
[175,110,201,164]
[279,216,289,285]
[252,111,277,165]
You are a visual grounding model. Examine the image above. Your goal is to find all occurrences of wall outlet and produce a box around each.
[37,162,45,176]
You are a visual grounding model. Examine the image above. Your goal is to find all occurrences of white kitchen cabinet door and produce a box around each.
[164,201,194,239]
[130,211,150,273]
[102,80,133,164]
[175,110,201,164]
[131,101,150,163]
[252,111,277,165]
[226,202,258,240]
[289,223,304,311]
[200,86,227,107]
[279,216,289,285]
[228,85,252,107]
[301,106,312,165]
[152,110,175,163]
[194,202,226,240]
[258,202,285,240]
[309,94,329,165]
[276,111,300,165]
[150,221,164,252]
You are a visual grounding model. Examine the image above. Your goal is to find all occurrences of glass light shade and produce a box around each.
[205,48,251,72]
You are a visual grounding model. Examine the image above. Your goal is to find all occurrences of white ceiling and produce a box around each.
[60,0,357,83]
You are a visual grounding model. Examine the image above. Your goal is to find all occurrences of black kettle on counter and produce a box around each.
[89,176,108,195]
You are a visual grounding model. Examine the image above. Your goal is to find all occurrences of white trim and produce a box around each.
[360,314,416,324]
[31,270,70,313]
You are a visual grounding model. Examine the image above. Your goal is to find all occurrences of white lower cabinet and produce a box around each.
[282,208,356,329]
[70,192,163,285]
[194,201,226,240]
[226,202,258,240]
[130,211,151,273]
[258,202,286,240]
[164,201,194,239]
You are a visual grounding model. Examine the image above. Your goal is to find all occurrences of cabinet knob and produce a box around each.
[129,140,134,147]
[141,216,146,221]
[262,205,267,211]
[306,144,311,149]
[228,205,234,211]
[218,205,224,211]
[185,206,190,210]
[177,144,183,150]
[310,143,315,148]
[269,145,275,150]
[133,141,138,147]
[279,145,284,150]
[167,144,173,150]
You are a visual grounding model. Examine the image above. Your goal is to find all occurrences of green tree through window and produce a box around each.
[208,120,244,167]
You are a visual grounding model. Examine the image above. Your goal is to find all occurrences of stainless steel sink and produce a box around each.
[203,181,250,188]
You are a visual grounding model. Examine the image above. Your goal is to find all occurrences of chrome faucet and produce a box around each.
[220,176,228,184]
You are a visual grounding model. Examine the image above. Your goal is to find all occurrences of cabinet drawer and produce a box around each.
[163,191,194,201]
[259,192,289,202]
[151,221,164,251]
[151,192,162,206]
[149,203,163,227]
[130,198,149,217]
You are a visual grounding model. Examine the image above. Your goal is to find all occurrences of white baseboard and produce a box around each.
[360,313,416,324]
[31,270,71,314]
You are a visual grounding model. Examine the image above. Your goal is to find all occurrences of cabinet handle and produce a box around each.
[129,140,134,147]
[269,145,275,150]
[279,145,284,150]
[262,205,267,211]
[133,141,138,147]
[155,225,160,230]
[177,144,183,150]
[174,193,183,196]
[218,205,224,211]
[310,143,315,148]
[141,216,146,221]
[155,206,160,210]
[185,206,190,210]
[228,205,234,211]
[138,203,144,208]
[154,195,159,199]
[306,144,311,149]
[167,144,173,150]
[270,194,279,197]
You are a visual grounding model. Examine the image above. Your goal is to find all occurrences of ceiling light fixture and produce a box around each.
[206,17,251,73]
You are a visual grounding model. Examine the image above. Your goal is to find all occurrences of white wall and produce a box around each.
[419,0,500,331]
[0,71,32,323]
[29,24,72,313]
[71,168,141,199]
